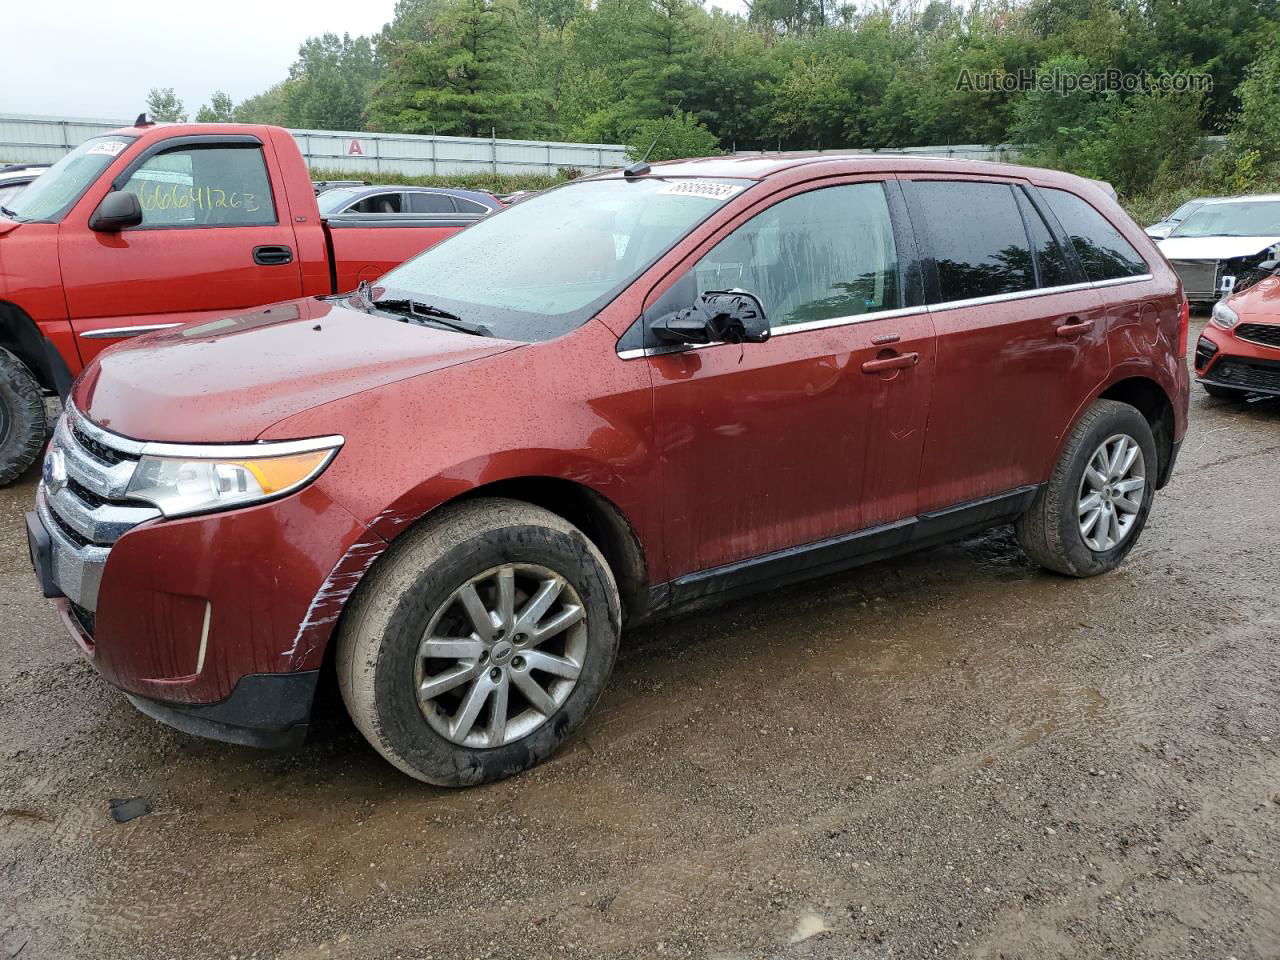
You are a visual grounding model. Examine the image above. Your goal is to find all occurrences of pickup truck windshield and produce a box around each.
[374,177,753,342]
[5,135,136,222]
[1170,201,1280,239]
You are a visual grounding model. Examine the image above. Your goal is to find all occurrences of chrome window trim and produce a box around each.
[1091,273,1154,288]
[80,323,183,340]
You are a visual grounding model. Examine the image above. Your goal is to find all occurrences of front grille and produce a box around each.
[1208,356,1280,393]
[1169,260,1219,301]
[1236,323,1280,349]
[67,476,107,509]
[47,506,91,548]
[69,602,96,639]
[1195,337,1218,370]
[72,422,136,467]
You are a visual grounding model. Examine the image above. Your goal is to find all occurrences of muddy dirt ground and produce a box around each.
[1,319,1278,960]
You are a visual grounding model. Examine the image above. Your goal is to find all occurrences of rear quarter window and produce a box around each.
[1042,188,1148,282]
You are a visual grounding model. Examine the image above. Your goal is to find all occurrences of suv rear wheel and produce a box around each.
[1016,399,1157,577]
[0,347,47,487]
[336,498,621,786]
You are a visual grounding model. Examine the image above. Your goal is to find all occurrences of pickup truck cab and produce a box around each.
[27,154,1189,787]
[0,121,484,485]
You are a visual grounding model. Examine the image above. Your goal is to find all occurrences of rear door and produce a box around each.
[59,135,304,361]
[903,177,1111,512]
[646,178,936,579]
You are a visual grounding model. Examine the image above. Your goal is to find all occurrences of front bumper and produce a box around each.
[29,405,387,745]
[1195,324,1280,396]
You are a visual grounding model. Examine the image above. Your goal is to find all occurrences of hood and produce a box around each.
[1228,275,1280,322]
[0,217,21,237]
[1157,235,1280,262]
[73,297,521,442]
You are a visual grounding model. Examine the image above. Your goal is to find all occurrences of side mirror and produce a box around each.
[1256,259,1279,273]
[651,290,770,346]
[89,191,143,232]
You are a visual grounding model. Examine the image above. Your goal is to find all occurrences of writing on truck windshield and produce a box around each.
[373,177,753,343]
[4,136,136,222]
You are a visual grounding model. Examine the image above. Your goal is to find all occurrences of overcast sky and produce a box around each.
[4,0,748,121]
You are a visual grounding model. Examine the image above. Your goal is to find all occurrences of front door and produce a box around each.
[59,138,304,362]
[647,179,936,581]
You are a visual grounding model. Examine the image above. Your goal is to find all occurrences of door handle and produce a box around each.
[1055,317,1095,337]
[861,352,919,374]
[253,245,294,266]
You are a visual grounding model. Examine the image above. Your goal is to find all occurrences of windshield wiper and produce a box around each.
[372,297,492,337]
[0,204,22,220]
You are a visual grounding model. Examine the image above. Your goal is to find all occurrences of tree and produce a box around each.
[283,33,381,131]
[195,90,235,123]
[145,87,187,123]
[234,83,292,125]
[625,111,720,161]
[1231,31,1280,161]
[370,0,550,137]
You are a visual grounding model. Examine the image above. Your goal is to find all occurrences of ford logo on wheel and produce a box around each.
[43,448,67,496]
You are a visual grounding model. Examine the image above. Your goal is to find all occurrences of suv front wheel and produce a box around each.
[337,498,621,786]
[1016,399,1158,577]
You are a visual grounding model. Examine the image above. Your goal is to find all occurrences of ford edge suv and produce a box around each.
[26,154,1190,786]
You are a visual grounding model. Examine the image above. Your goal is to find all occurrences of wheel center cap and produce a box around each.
[491,641,514,665]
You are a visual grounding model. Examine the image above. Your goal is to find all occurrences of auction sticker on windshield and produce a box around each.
[86,140,129,158]
[656,180,746,200]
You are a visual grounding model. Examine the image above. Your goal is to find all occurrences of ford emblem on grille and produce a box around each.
[43,447,67,496]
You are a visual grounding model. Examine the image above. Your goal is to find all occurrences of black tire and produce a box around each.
[1015,399,1158,578]
[0,347,47,487]
[1202,383,1247,400]
[336,498,621,787]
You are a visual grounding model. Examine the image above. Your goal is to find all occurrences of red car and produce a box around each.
[1194,265,1280,398]
[0,121,484,486]
[26,155,1189,786]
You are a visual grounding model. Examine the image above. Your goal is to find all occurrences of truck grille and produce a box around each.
[37,403,161,613]
[1169,260,1219,302]
[1206,356,1280,394]
[1236,323,1280,349]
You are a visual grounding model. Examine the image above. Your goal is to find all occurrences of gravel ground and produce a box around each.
[1,319,1277,959]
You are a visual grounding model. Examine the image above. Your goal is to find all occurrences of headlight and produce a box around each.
[1210,301,1239,330]
[126,436,343,517]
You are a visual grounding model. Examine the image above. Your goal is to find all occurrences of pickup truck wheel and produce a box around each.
[336,498,621,787]
[1015,399,1157,578]
[0,348,47,487]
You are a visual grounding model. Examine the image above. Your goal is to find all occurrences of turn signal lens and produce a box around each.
[126,440,342,518]
[1209,300,1238,331]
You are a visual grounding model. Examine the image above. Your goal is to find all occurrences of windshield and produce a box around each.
[373,176,752,342]
[317,189,360,215]
[1170,200,1280,239]
[1168,200,1203,222]
[5,135,135,222]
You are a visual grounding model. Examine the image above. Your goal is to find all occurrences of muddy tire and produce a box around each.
[1202,383,1247,400]
[336,498,621,787]
[1015,399,1157,578]
[0,348,47,487]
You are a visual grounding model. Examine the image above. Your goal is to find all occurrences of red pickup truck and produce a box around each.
[0,121,482,484]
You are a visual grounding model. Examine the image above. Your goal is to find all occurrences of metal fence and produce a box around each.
[0,113,630,177]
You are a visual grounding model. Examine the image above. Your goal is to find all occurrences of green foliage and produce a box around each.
[284,34,381,131]
[145,87,186,123]
[234,84,291,125]
[195,91,235,123]
[1231,30,1280,161]
[625,112,719,161]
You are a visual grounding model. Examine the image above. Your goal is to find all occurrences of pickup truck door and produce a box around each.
[58,135,304,361]
[643,178,935,583]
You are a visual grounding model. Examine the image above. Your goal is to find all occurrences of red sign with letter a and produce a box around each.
[347,139,365,156]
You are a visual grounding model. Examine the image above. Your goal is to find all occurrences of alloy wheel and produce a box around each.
[1077,433,1146,552]
[415,563,588,748]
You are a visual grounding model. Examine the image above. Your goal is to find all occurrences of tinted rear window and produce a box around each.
[410,192,456,214]
[1042,188,1148,281]
[1016,189,1076,288]
[914,181,1035,302]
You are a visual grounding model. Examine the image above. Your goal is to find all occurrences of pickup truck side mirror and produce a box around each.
[651,290,770,346]
[89,191,144,232]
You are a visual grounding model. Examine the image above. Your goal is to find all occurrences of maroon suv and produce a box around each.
[27,155,1190,786]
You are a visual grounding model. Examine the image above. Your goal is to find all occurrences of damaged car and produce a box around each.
[1194,256,1280,399]
[1157,196,1280,306]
